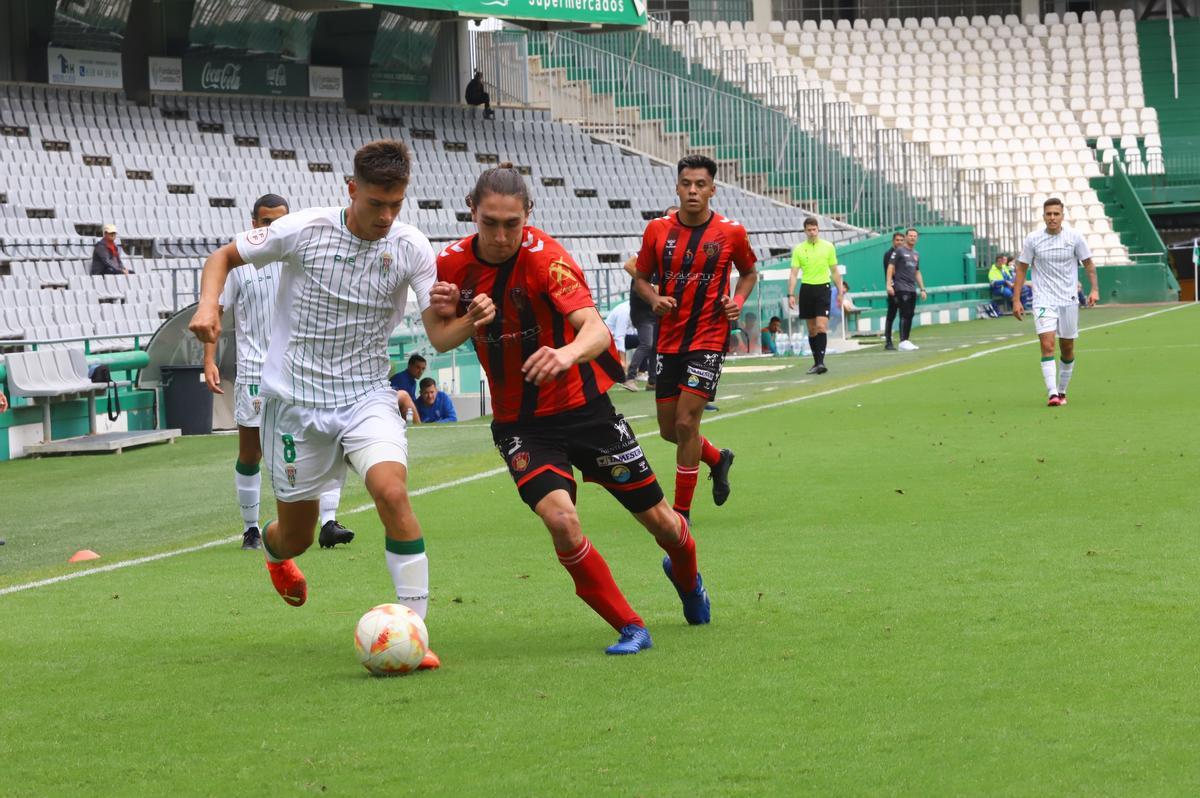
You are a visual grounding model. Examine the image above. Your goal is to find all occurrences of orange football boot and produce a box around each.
[266,559,307,606]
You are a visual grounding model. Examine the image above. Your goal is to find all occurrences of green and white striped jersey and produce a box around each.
[234,207,436,409]
[219,261,280,384]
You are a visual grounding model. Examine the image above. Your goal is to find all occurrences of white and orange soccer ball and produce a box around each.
[354,603,429,676]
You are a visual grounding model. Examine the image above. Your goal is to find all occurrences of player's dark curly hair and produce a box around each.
[467,162,534,212]
[677,154,717,178]
[353,139,412,189]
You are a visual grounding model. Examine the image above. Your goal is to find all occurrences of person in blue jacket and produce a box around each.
[417,377,457,423]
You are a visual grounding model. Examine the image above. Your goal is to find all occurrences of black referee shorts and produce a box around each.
[797,282,831,319]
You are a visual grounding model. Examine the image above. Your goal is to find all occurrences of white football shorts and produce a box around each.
[260,387,408,502]
[234,381,265,428]
[1033,304,1079,339]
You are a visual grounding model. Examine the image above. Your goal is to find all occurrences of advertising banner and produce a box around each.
[182,57,308,97]
[148,57,184,92]
[309,65,344,99]
[355,0,646,26]
[48,48,123,89]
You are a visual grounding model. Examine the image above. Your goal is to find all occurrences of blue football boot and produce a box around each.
[662,556,711,625]
[604,624,653,655]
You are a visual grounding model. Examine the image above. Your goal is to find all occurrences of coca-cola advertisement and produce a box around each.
[182,57,307,97]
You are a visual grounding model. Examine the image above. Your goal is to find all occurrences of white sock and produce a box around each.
[319,489,340,527]
[234,466,260,532]
[1040,358,1057,396]
[1057,359,1075,395]
[385,545,429,620]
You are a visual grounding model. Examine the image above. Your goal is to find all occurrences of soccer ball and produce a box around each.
[354,603,428,676]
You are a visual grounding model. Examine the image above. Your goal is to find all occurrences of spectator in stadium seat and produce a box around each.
[840,282,861,314]
[416,377,457,423]
[760,316,782,355]
[465,71,495,120]
[0,390,8,413]
[390,353,426,402]
[90,224,131,275]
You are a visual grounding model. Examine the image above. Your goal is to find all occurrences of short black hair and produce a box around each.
[804,217,819,228]
[418,377,436,391]
[905,227,918,235]
[892,231,904,240]
[769,316,781,324]
[408,354,426,367]
[1043,197,1064,210]
[252,193,288,220]
[677,154,717,178]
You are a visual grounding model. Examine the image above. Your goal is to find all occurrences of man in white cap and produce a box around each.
[91,224,131,275]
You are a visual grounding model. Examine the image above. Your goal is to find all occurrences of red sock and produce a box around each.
[699,437,721,468]
[557,538,643,631]
[673,465,700,514]
[657,512,698,592]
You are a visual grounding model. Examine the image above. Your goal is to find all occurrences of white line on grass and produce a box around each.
[3,304,1189,597]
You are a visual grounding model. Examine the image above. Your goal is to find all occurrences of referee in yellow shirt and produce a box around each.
[787,217,844,374]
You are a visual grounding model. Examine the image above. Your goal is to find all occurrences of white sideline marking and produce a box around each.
[0,467,504,598]
[3,304,1189,598]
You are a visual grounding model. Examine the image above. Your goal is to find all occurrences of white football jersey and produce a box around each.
[219,261,280,384]
[1019,226,1091,307]
[234,207,436,409]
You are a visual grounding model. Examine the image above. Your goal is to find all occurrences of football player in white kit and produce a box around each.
[190,141,495,671]
[202,194,355,551]
[1013,198,1099,407]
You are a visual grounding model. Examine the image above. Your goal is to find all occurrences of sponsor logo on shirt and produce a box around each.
[547,259,579,298]
[687,368,716,381]
[246,227,268,246]
[610,465,632,483]
[665,271,716,282]
[686,374,701,388]
[333,254,357,265]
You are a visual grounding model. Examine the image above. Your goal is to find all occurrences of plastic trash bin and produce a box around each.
[160,364,213,435]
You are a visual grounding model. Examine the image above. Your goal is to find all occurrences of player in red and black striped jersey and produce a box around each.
[634,155,758,521]
[430,165,712,655]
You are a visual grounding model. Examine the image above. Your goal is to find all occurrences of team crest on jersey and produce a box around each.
[509,286,528,312]
[703,242,720,259]
[252,398,262,414]
[511,452,530,472]
[380,250,393,272]
[285,464,297,487]
[246,227,268,246]
[547,259,579,297]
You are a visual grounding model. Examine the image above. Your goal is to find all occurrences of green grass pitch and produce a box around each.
[2,305,1198,796]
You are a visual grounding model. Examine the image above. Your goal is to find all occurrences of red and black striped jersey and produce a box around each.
[635,210,757,354]
[437,227,624,423]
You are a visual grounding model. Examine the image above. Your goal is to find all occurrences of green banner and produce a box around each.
[357,0,646,26]
[182,56,309,97]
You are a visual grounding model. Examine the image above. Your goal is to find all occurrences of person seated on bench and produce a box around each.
[760,316,782,356]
